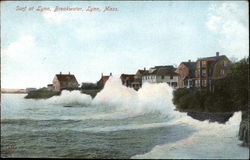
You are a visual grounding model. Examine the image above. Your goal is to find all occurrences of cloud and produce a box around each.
[2,35,36,59]
[206,2,249,57]
[206,15,221,31]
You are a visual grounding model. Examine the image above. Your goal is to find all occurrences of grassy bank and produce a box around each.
[25,90,61,99]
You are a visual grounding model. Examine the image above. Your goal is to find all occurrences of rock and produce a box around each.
[238,111,249,147]
[186,111,234,124]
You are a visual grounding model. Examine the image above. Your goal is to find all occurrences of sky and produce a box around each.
[1,1,249,89]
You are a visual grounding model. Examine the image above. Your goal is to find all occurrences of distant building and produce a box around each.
[52,72,79,91]
[176,60,196,88]
[120,74,135,88]
[142,65,179,88]
[47,84,53,91]
[97,73,112,88]
[194,52,232,90]
[131,68,148,90]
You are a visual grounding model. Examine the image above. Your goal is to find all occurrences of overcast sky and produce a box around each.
[1,1,248,89]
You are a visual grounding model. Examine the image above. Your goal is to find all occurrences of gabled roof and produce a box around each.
[156,67,178,76]
[55,74,78,84]
[182,62,196,70]
[142,65,178,76]
[98,75,110,83]
[198,55,230,71]
[137,69,148,74]
[181,62,196,78]
[197,55,227,62]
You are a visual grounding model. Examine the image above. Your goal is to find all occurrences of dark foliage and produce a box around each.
[81,83,99,90]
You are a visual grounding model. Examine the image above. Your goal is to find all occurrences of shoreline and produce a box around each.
[177,109,235,124]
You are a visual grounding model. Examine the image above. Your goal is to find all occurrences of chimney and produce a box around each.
[110,72,112,76]
[216,52,219,57]
[188,60,191,62]
[144,67,146,71]
[68,72,70,75]
[60,72,62,75]
[101,73,103,77]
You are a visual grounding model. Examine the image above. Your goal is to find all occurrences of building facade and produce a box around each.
[142,65,179,88]
[176,60,196,88]
[52,72,79,91]
[194,52,231,90]
[131,69,148,90]
[120,74,135,88]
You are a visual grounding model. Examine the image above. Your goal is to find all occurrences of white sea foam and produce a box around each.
[46,90,92,106]
[91,76,179,119]
[41,76,179,121]
[133,111,249,159]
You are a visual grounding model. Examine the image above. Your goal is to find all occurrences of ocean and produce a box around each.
[1,77,249,158]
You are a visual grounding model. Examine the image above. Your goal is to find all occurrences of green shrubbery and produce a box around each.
[173,57,249,112]
[25,89,61,99]
[81,89,101,98]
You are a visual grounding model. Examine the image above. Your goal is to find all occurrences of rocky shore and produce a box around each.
[177,109,234,123]
[239,111,249,147]
[179,109,249,147]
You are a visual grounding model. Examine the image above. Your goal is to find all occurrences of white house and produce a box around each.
[142,66,179,88]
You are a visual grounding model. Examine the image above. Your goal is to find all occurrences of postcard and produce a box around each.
[1,1,249,159]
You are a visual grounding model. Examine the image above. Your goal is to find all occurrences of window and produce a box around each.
[202,61,206,67]
[196,70,200,77]
[220,69,224,75]
[202,70,206,76]
[202,80,207,87]
[196,80,200,87]
[172,82,177,87]
[161,75,164,79]
[189,80,193,86]
[197,62,200,68]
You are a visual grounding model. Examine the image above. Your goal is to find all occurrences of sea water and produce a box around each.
[1,77,249,158]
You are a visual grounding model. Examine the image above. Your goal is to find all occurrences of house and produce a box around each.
[97,73,112,88]
[142,65,179,88]
[176,60,196,88]
[194,52,231,90]
[47,84,53,91]
[52,72,79,91]
[131,68,148,90]
[120,74,135,88]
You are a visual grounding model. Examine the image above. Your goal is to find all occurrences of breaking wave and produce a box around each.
[44,76,180,120]
[46,90,92,106]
